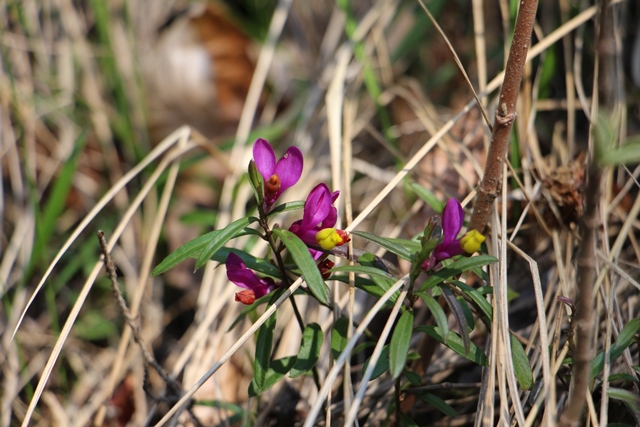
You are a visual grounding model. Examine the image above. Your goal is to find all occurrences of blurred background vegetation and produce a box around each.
[1,0,639,425]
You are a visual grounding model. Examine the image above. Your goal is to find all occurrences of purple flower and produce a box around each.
[288,183,350,258]
[422,199,466,271]
[289,183,339,246]
[226,252,275,305]
[253,138,303,208]
[433,198,466,262]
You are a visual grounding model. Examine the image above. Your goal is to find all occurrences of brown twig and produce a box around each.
[468,0,539,233]
[559,0,615,423]
[97,230,203,427]
[557,146,599,427]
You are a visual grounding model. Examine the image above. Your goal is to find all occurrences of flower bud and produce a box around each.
[235,290,256,305]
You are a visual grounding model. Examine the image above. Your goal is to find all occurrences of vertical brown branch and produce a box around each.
[560,0,615,424]
[468,0,539,233]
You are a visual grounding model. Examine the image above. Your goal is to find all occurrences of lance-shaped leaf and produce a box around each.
[153,217,258,275]
[249,356,296,396]
[591,319,640,379]
[418,255,497,292]
[196,217,258,268]
[352,231,413,261]
[290,323,323,378]
[416,291,448,345]
[389,309,414,379]
[331,317,349,360]
[416,325,488,365]
[511,335,533,390]
[272,228,329,305]
[440,285,470,355]
[253,311,277,392]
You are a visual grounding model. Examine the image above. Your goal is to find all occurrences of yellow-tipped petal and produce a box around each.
[460,230,485,254]
[316,228,344,250]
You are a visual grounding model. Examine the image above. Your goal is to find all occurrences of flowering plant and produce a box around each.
[153,137,501,405]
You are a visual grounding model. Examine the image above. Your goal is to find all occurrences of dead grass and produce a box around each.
[1,0,639,426]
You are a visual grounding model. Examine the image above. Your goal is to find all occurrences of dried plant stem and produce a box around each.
[560,0,614,423]
[97,231,203,427]
[557,160,599,427]
[469,0,539,232]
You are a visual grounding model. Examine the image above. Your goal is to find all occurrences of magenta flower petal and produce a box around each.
[432,199,465,262]
[252,138,304,207]
[300,184,333,231]
[274,146,303,193]
[253,138,276,179]
[226,252,273,298]
[440,199,464,245]
[289,184,344,253]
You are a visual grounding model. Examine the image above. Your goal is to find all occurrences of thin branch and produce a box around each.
[469,0,539,232]
[97,231,203,427]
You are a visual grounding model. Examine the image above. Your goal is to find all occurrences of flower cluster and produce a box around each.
[421,199,485,271]
[227,139,349,304]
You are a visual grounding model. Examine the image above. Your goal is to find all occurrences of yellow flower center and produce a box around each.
[460,230,485,254]
[316,228,345,250]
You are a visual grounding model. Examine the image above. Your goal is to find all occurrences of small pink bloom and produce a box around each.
[253,138,303,208]
[226,252,275,304]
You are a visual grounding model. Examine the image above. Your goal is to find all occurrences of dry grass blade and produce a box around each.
[153,276,306,426]
[12,127,194,339]
[17,129,197,427]
[303,276,409,427]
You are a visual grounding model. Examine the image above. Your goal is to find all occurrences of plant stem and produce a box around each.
[468,0,539,233]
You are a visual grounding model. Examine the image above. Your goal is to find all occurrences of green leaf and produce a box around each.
[409,183,445,213]
[362,345,390,381]
[272,228,330,305]
[386,237,422,254]
[248,356,296,396]
[416,291,448,345]
[332,274,397,302]
[253,311,277,391]
[330,265,396,281]
[608,373,640,384]
[400,413,419,427]
[352,231,413,261]
[419,393,458,417]
[592,319,640,379]
[248,159,264,204]
[266,200,305,216]
[418,255,498,291]
[210,248,281,279]
[607,388,640,423]
[331,317,350,360]
[416,325,488,365]
[389,309,414,379]
[440,285,470,354]
[454,281,493,320]
[357,252,394,274]
[511,335,533,390]
[196,217,258,269]
[404,369,422,385]
[600,141,640,166]
[153,217,257,275]
[290,323,323,378]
